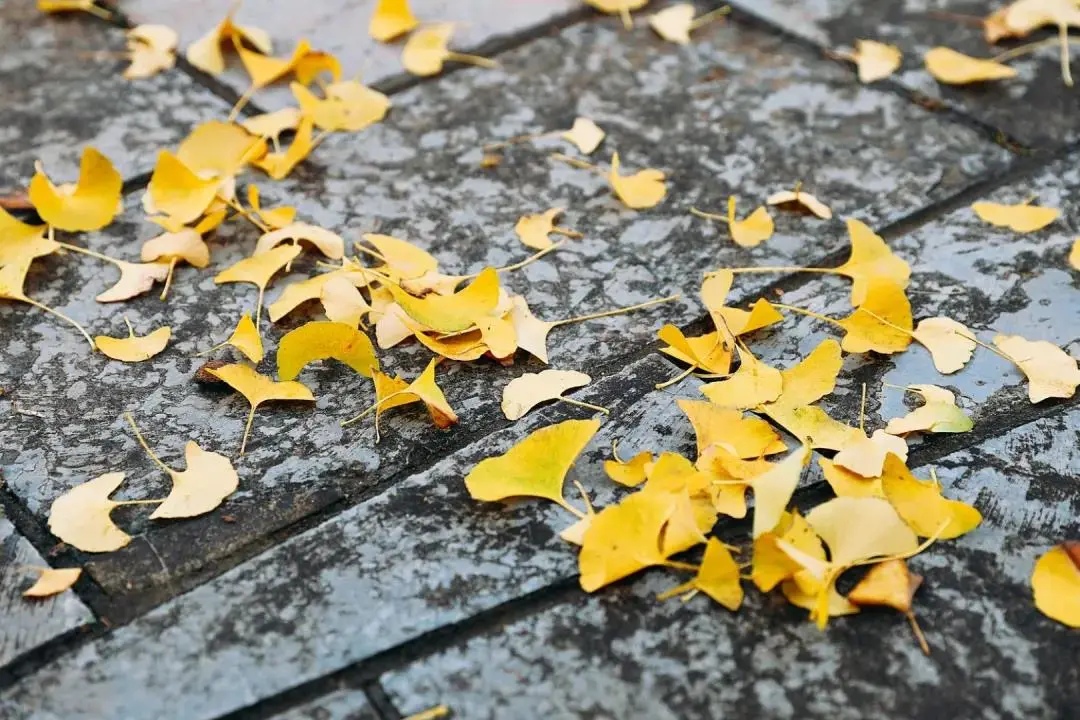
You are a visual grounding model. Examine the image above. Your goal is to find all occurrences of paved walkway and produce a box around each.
[1,1,1078,718]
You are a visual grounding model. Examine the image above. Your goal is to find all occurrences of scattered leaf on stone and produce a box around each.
[726,196,774,247]
[215,243,303,323]
[1032,541,1080,627]
[648,4,727,45]
[277,321,379,380]
[700,344,783,409]
[885,384,973,435]
[0,207,54,266]
[465,418,600,513]
[96,260,171,303]
[910,316,977,374]
[501,369,593,420]
[847,558,922,613]
[95,320,171,363]
[22,567,82,598]
[402,23,494,77]
[186,5,272,76]
[242,108,303,141]
[766,185,832,219]
[836,279,913,354]
[882,457,981,539]
[202,312,264,364]
[842,39,902,83]
[657,325,731,375]
[345,358,457,436]
[126,24,179,80]
[750,445,809,538]
[658,538,743,610]
[369,0,420,42]
[994,333,1080,402]
[833,429,908,479]
[47,472,134,553]
[177,121,266,181]
[584,0,651,29]
[29,147,122,232]
[146,150,221,225]
[561,117,606,154]
[141,228,211,270]
[678,399,786,459]
[604,448,653,487]
[924,47,1018,84]
[609,152,667,209]
[236,38,341,90]
[292,80,391,133]
[255,221,344,260]
[206,363,315,455]
[972,200,1060,232]
[515,208,579,250]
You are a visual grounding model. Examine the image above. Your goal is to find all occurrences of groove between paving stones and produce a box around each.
[217,389,1080,720]
[1,134,1076,682]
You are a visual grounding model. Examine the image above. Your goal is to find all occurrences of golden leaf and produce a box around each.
[819,456,884,499]
[29,147,122,232]
[751,445,809,538]
[202,312,264,363]
[677,398,786,459]
[609,152,666,210]
[847,558,922,613]
[561,117,605,154]
[345,358,457,435]
[972,200,1060,232]
[515,208,577,250]
[23,567,82,598]
[292,80,391,133]
[369,0,419,42]
[659,538,743,610]
[700,345,783,409]
[95,321,171,363]
[648,4,696,44]
[215,243,303,323]
[242,108,302,141]
[657,325,732,375]
[751,510,823,592]
[1032,542,1080,627]
[766,187,832,219]
[881,456,981,539]
[125,24,178,80]
[765,404,863,451]
[766,338,844,410]
[844,39,902,83]
[96,260,171,303]
[885,384,973,435]
[604,449,653,487]
[806,496,919,568]
[402,23,494,77]
[833,429,908,478]
[835,218,911,305]
[253,115,316,180]
[277,321,379,380]
[924,47,1018,84]
[186,7,272,76]
[177,121,265,180]
[0,207,54,266]
[269,268,372,323]
[839,279,913,354]
[390,267,500,333]
[206,363,315,455]
[1070,238,1080,270]
[141,229,210,269]
[726,196,774,248]
[255,221,344,260]
[501,369,593,420]
[321,275,370,328]
[994,334,1080,402]
[236,38,341,89]
[911,316,976,374]
[147,150,220,225]
[363,233,439,279]
[146,440,240,520]
[47,472,132,553]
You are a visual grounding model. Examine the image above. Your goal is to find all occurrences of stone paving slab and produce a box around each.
[381,407,1080,720]
[0,10,1009,609]
[0,356,707,720]
[121,0,581,109]
[0,3,232,190]
[0,519,93,670]
[727,0,1080,148]
[272,689,378,720]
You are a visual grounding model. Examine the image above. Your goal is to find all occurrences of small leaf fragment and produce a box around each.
[1032,542,1080,628]
[47,473,132,553]
[561,118,605,154]
[609,152,666,210]
[972,201,1060,232]
[96,324,171,363]
[994,334,1080,402]
[23,567,83,598]
[925,47,1018,84]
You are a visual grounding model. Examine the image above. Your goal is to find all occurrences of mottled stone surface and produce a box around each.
[272,689,377,720]
[121,0,581,108]
[0,12,1007,608]
[0,357,709,720]
[0,520,92,669]
[383,408,1080,720]
[727,0,1080,148]
[0,3,231,189]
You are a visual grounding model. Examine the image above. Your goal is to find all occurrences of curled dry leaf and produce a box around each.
[766,186,832,219]
[657,325,732,375]
[726,197,774,248]
[0,207,54,265]
[994,334,1080,402]
[277,321,379,380]
[345,358,457,436]
[255,221,345,260]
[23,567,82,598]
[141,228,211,269]
[235,38,341,90]
[972,201,1060,232]
[95,322,171,363]
[501,369,592,420]
[29,147,122,232]
[842,39,903,83]
[186,6,272,76]
[96,260,171,303]
[911,316,976,374]
[369,0,419,42]
[659,538,743,611]
[847,558,922,613]
[206,363,315,455]
[924,47,1018,84]
[609,153,667,210]
[125,24,179,80]
[215,243,303,322]
[881,456,981,540]
[48,472,133,553]
[562,117,605,154]
[402,23,494,77]
[885,384,973,435]
[1032,542,1080,627]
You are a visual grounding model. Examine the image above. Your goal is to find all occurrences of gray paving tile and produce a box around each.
[0,356,707,720]
[0,3,231,189]
[380,407,1080,720]
[120,0,580,108]
[0,519,93,670]
[0,9,1007,605]
[271,688,378,720]
[727,0,1080,148]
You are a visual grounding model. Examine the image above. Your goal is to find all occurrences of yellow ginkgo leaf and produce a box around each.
[584,0,650,28]
[836,218,911,305]
[465,418,601,513]
[659,537,743,610]
[201,312,264,363]
[95,260,171,303]
[839,279,913,354]
[501,369,593,420]
[321,275,370,328]
[972,200,1060,233]
[657,325,732,375]
[345,358,457,435]
[700,345,782,409]
[843,39,903,83]
[677,398,786,459]
[604,449,653,487]
[277,321,379,380]
[910,316,977,374]
[726,196,774,248]
[994,334,1080,402]
[752,510,823,592]
[247,185,296,229]
[253,115,316,180]
[0,207,54,266]
[514,208,579,250]
[751,445,809,538]
[291,81,391,133]
[37,0,108,17]
[1071,238,1080,270]
[125,24,179,80]
[141,228,211,269]
[881,456,981,539]
[885,384,973,435]
[255,221,344,260]
[925,46,1018,84]
[47,472,133,553]
[23,567,82,598]
[766,338,844,410]
[846,558,922,613]
[215,243,303,323]
[369,0,419,42]
[206,363,315,454]
[1032,542,1080,627]
[95,321,171,363]
[819,456,884,498]
[147,150,221,225]
[833,429,908,478]
[186,7,272,76]
[609,153,666,210]
[390,266,500,333]
[717,299,784,337]
[765,404,863,452]
[766,186,832,219]
[29,148,122,232]
[402,318,488,362]
[402,23,494,77]
[806,496,919,568]
[242,107,302,141]
[561,117,605,154]
[363,233,440,280]
[177,121,265,181]
[269,268,372,322]
[648,4,696,44]
[371,370,420,423]
[236,38,341,90]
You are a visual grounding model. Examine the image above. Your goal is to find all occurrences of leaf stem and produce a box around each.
[907,611,931,656]
[690,207,728,223]
[689,5,731,30]
[550,152,605,175]
[655,363,697,389]
[553,294,680,327]
[19,297,95,349]
[56,241,120,267]
[619,5,633,30]
[160,257,178,301]
[239,406,256,456]
[557,396,610,415]
[445,52,497,69]
[124,412,173,474]
[771,302,845,328]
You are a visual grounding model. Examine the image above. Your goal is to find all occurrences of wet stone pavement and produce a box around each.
[0,1,1078,718]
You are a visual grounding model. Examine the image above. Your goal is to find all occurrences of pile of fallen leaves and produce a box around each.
[6,0,1078,640]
